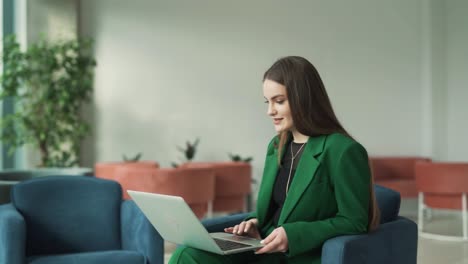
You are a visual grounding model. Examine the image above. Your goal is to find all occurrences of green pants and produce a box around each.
[169,246,287,264]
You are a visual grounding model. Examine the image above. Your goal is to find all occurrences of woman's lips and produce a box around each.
[273,118,283,125]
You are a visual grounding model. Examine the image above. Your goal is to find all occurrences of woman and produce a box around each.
[170,56,380,264]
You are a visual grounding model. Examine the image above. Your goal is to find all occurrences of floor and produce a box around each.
[403,199,468,264]
[163,199,468,263]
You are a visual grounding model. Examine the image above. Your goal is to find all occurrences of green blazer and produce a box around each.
[252,133,371,264]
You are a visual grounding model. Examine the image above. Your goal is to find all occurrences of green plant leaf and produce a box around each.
[122,152,142,162]
[228,153,252,163]
[0,34,96,167]
[243,157,253,163]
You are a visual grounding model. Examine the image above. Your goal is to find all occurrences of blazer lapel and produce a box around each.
[278,135,326,225]
[256,143,283,226]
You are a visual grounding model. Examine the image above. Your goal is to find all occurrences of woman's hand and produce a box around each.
[224,218,261,239]
[255,227,288,254]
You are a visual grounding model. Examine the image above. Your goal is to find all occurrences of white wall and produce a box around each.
[79,0,429,183]
[27,0,77,42]
[446,0,468,162]
[429,0,448,161]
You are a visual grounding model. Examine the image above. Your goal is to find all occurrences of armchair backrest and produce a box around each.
[374,184,400,224]
[415,162,468,209]
[11,176,122,256]
[113,166,216,218]
[181,162,252,196]
[415,162,468,194]
[94,161,160,183]
[370,157,430,180]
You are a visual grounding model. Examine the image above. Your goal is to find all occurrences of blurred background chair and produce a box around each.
[370,157,431,197]
[98,166,216,219]
[415,161,468,241]
[94,161,159,181]
[0,168,92,205]
[0,171,32,205]
[181,162,252,214]
[0,176,163,264]
[202,185,418,264]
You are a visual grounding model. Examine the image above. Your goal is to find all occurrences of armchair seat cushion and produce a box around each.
[28,250,146,264]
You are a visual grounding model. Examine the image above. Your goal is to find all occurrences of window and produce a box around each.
[1,0,15,169]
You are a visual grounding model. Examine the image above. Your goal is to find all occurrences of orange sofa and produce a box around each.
[95,163,215,219]
[181,162,252,213]
[94,161,159,181]
[370,157,431,198]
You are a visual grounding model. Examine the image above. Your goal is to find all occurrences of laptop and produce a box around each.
[127,190,264,255]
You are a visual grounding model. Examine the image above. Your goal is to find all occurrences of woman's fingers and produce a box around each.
[223,227,234,233]
[230,222,246,235]
[243,221,253,233]
[261,230,277,244]
[237,221,247,236]
[232,224,241,234]
[254,227,288,254]
[255,231,278,254]
[234,223,241,234]
[224,219,259,237]
[233,222,250,235]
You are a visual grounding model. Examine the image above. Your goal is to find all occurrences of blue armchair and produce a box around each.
[0,176,164,264]
[202,185,418,264]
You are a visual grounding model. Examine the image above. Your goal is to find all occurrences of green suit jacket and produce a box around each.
[252,133,371,264]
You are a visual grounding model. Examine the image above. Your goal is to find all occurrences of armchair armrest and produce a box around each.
[0,204,26,264]
[202,213,250,232]
[121,200,164,264]
[202,214,417,264]
[322,217,418,264]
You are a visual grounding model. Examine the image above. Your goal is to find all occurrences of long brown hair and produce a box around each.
[263,56,380,231]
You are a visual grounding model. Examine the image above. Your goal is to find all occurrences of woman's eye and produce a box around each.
[264,99,285,104]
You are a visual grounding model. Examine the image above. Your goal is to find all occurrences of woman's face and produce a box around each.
[263,79,294,133]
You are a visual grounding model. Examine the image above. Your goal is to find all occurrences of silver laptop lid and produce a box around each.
[127,190,223,254]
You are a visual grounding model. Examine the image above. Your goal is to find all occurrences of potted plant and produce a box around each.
[171,138,200,168]
[123,152,142,162]
[228,153,253,163]
[0,35,96,168]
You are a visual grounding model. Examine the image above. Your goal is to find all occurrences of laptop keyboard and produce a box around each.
[213,238,251,251]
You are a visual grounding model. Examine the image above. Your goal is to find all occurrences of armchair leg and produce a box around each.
[420,193,468,241]
[418,192,424,231]
[463,193,467,240]
[426,208,433,221]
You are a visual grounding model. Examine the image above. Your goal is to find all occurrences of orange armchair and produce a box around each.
[181,162,252,214]
[94,161,159,181]
[370,157,431,197]
[96,165,215,219]
[415,161,468,241]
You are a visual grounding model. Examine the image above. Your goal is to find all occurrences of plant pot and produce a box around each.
[94,161,159,181]
[180,161,252,213]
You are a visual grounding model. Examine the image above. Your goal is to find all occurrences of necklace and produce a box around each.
[285,142,306,195]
